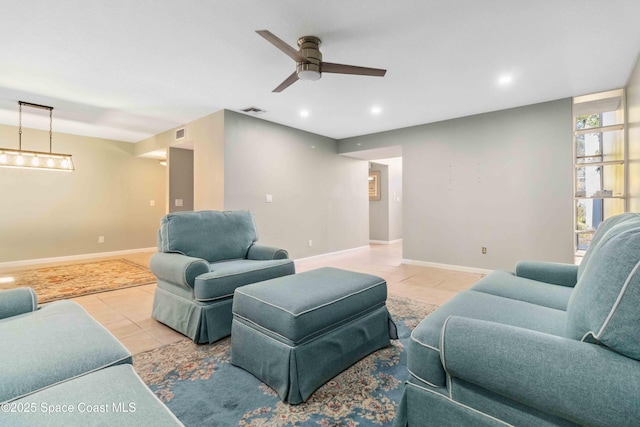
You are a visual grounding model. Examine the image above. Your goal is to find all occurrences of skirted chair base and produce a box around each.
[152,285,234,344]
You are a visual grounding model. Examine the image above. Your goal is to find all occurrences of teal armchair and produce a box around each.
[150,210,295,344]
[394,212,640,426]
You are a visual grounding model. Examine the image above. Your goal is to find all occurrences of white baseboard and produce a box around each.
[0,247,157,270]
[402,258,492,275]
[369,239,403,245]
[295,245,370,263]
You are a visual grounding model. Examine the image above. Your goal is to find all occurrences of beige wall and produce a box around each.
[135,110,225,211]
[0,124,166,262]
[627,53,640,212]
[168,147,194,212]
[192,111,224,210]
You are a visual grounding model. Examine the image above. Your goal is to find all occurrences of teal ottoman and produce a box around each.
[230,267,397,404]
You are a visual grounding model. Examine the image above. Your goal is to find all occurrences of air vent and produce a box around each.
[175,127,186,141]
[241,106,266,115]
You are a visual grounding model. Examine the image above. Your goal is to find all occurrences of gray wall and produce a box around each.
[0,124,166,262]
[627,53,640,212]
[340,99,574,270]
[168,147,194,212]
[369,163,389,241]
[223,111,369,259]
[387,158,403,241]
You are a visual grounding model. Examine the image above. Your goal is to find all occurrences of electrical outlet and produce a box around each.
[149,200,155,206]
[308,240,313,247]
[482,247,487,254]
[98,236,105,243]
[175,199,183,207]
[266,194,273,203]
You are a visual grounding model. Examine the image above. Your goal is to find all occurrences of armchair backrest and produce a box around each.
[566,217,640,360]
[577,212,640,280]
[158,210,258,263]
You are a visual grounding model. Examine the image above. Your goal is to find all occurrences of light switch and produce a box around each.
[175,199,183,207]
[266,195,273,203]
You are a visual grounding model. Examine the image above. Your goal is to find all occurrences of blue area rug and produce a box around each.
[134,296,437,426]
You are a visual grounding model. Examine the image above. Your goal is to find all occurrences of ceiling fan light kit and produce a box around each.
[296,36,322,81]
[256,30,386,92]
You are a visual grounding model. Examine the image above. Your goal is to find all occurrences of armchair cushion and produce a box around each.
[5,364,183,426]
[0,300,131,403]
[566,227,640,360]
[194,259,295,301]
[470,270,573,310]
[514,261,578,287]
[442,316,640,426]
[0,287,37,320]
[159,210,258,263]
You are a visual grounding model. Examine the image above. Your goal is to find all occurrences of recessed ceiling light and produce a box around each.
[300,110,310,118]
[498,74,513,86]
[371,106,382,115]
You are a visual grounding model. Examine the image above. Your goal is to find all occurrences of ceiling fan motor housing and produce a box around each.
[296,36,322,81]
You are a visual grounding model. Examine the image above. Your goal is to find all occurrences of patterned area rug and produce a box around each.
[134,295,438,427]
[1,259,156,303]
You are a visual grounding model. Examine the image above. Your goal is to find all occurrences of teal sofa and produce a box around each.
[394,213,640,426]
[0,287,182,426]
[150,210,295,344]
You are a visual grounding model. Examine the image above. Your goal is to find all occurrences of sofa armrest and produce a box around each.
[441,316,640,426]
[247,244,289,260]
[515,260,578,287]
[0,287,38,319]
[149,252,210,289]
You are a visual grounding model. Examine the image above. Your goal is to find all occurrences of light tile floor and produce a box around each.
[62,242,483,355]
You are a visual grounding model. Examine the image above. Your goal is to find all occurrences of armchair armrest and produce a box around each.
[515,260,578,287]
[441,316,640,426]
[149,252,210,289]
[247,244,289,260]
[0,287,37,319]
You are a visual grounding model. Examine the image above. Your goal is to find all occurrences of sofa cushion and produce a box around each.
[4,364,182,426]
[159,210,258,263]
[0,300,132,403]
[233,267,388,345]
[409,291,566,388]
[194,259,295,301]
[566,227,640,360]
[471,270,573,311]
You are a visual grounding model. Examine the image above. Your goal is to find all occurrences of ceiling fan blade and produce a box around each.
[321,62,387,77]
[256,30,308,63]
[273,71,299,93]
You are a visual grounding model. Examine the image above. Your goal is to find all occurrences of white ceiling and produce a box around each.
[1,1,639,144]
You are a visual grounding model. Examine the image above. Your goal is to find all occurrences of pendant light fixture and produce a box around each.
[0,101,74,172]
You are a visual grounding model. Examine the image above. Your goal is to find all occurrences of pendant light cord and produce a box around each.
[18,102,22,151]
[49,108,53,153]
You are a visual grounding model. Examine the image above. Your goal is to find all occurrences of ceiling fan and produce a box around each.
[256,30,387,93]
